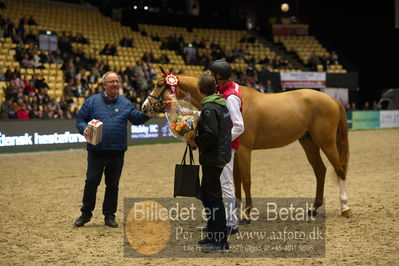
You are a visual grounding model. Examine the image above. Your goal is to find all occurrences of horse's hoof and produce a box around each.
[239,218,251,225]
[341,209,352,218]
[307,209,317,217]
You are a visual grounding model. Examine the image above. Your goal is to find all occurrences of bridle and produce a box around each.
[146,84,175,112]
[145,73,179,113]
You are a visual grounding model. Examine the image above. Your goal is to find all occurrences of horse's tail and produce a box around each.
[335,99,349,180]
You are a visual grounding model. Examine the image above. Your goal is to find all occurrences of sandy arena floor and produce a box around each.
[0,129,398,265]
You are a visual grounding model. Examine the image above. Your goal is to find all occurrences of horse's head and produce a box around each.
[142,66,178,113]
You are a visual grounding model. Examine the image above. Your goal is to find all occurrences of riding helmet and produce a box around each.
[209,60,232,80]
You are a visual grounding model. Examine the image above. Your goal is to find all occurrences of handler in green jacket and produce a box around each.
[188,74,232,252]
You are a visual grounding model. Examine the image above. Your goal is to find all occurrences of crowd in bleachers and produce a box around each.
[307,50,339,71]
[0,0,357,121]
[0,21,281,121]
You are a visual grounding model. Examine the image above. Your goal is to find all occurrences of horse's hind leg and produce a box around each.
[299,135,326,213]
[312,130,352,217]
[236,147,252,224]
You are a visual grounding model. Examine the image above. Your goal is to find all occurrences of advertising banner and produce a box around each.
[380,111,399,128]
[351,111,380,130]
[280,72,326,89]
[321,88,349,105]
[0,118,178,153]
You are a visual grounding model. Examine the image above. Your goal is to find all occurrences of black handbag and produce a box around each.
[173,144,201,198]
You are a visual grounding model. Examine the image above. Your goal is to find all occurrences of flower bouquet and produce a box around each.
[166,97,199,141]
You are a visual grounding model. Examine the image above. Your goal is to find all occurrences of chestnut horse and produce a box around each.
[143,73,352,221]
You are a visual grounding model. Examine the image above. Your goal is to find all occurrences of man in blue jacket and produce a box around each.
[74,71,151,228]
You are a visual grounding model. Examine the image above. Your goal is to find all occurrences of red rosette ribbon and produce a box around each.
[164,73,179,97]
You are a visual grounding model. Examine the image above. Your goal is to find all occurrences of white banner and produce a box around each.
[321,88,349,105]
[380,110,399,128]
[280,72,326,89]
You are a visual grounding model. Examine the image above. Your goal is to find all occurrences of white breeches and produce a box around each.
[220,149,238,228]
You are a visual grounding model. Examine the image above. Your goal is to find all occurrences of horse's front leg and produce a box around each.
[236,147,252,225]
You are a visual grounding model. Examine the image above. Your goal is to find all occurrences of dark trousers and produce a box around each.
[80,150,125,218]
[200,166,227,243]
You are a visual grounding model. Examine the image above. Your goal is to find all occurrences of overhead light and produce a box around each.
[281,3,289,12]
[133,5,137,9]
[144,6,149,10]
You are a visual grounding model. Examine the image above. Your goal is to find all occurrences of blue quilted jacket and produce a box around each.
[76,93,149,151]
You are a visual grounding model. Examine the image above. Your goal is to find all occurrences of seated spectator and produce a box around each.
[63,81,74,104]
[24,30,37,44]
[186,55,200,65]
[119,36,134,47]
[43,103,56,119]
[88,69,100,85]
[0,24,5,39]
[13,66,22,78]
[38,51,49,64]
[197,38,206,48]
[27,15,37,25]
[264,80,274,93]
[4,66,13,81]
[16,103,29,120]
[210,41,219,50]
[372,101,381,111]
[362,102,371,111]
[110,44,117,55]
[350,102,357,111]
[73,79,85,97]
[37,88,50,105]
[10,74,24,91]
[151,34,160,42]
[52,49,64,64]
[65,110,73,119]
[32,53,44,69]
[344,103,351,112]
[29,103,42,119]
[0,68,5,81]
[308,52,321,70]
[12,31,23,44]
[100,43,113,55]
[246,63,256,77]
[21,54,33,68]
[75,33,88,44]
[331,51,338,64]
[34,75,49,90]
[211,48,225,61]
[0,98,15,119]
[142,51,156,63]
[58,31,72,53]
[159,53,170,64]
[24,79,36,96]
[55,109,65,119]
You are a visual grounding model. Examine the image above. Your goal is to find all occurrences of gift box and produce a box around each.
[87,119,103,145]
